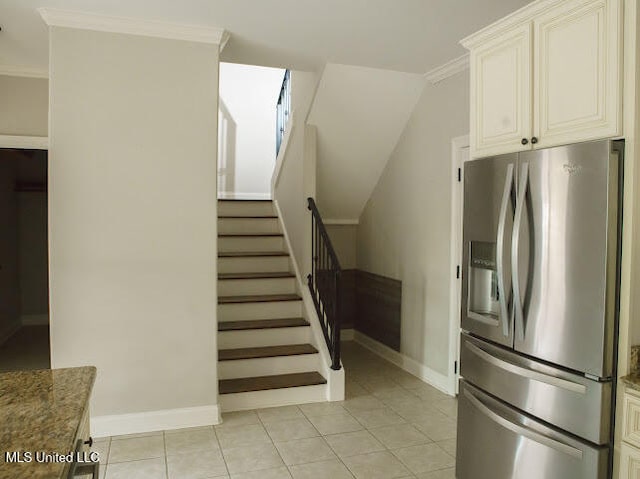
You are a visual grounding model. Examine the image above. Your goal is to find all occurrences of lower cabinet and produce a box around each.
[77,407,91,453]
[67,407,98,478]
[619,443,640,479]
[620,387,640,479]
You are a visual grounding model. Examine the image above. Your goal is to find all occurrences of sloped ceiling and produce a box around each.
[1,0,532,74]
[308,64,425,220]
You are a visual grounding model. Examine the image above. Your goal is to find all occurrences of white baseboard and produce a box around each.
[352,331,453,396]
[0,135,49,149]
[218,192,272,200]
[341,328,355,341]
[91,404,221,438]
[21,314,49,326]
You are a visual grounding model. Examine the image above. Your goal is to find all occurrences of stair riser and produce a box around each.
[218,256,291,274]
[218,201,275,217]
[220,385,326,412]
[218,354,320,380]
[218,300,303,321]
[218,236,285,253]
[218,218,280,235]
[218,326,310,349]
[218,278,297,297]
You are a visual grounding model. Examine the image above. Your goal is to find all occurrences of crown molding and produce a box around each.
[0,65,48,79]
[460,0,560,49]
[38,8,228,47]
[219,31,230,52]
[425,54,469,85]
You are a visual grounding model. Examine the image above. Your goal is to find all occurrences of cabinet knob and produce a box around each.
[521,138,529,145]
[531,137,538,144]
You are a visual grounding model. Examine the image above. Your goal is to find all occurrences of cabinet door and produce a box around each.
[534,0,622,149]
[470,23,532,159]
[619,443,640,479]
[624,389,640,449]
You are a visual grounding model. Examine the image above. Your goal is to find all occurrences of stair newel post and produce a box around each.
[331,269,341,370]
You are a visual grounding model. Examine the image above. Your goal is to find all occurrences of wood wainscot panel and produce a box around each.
[355,270,401,351]
[340,269,357,329]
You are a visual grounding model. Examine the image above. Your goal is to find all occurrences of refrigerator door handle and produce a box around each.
[496,163,514,337]
[465,341,587,394]
[463,388,584,460]
[512,162,528,342]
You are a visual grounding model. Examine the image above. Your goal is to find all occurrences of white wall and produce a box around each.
[308,64,425,220]
[48,27,220,424]
[0,155,20,343]
[0,75,48,137]
[218,63,285,199]
[326,224,357,270]
[273,71,319,274]
[357,72,469,379]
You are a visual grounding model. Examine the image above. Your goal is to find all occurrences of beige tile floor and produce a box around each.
[89,341,457,479]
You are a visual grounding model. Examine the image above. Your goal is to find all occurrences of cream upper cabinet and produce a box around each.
[462,0,622,159]
[470,23,532,157]
[534,0,622,148]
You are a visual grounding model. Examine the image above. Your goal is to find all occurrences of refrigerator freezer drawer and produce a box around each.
[461,333,612,444]
[457,381,609,479]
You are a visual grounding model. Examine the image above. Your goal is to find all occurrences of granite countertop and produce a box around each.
[0,366,96,479]
[621,371,640,392]
[622,345,640,392]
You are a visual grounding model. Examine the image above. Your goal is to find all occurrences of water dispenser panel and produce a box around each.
[468,241,499,319]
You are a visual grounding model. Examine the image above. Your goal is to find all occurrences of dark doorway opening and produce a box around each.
[0,148,49,372]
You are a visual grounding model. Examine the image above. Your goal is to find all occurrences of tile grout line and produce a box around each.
[210,425,231,478]
[262,408,289,476]
[163,431,169,479]
[259,405,356,478]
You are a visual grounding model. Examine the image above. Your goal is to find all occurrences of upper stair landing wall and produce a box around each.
[218,63,285,199]
[307,64,425,221]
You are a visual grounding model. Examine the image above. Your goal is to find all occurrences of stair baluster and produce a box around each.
[306,197,342,370]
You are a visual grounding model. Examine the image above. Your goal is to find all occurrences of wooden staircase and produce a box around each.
[217,199,327,411]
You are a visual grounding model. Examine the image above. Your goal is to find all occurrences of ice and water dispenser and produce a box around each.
[467,241,500,319]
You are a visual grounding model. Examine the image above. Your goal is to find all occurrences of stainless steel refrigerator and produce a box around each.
[456,139,624,479]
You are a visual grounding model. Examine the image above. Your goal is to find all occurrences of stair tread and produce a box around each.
[218,251,289,258]
[219,233,284,237]
[218,293,301,304]
[219,272,295,280]
[218,318,309,331]
[219,343,317,361]
[219,372,327,394]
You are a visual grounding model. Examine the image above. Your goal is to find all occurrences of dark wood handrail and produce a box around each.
[307,197,342,370]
